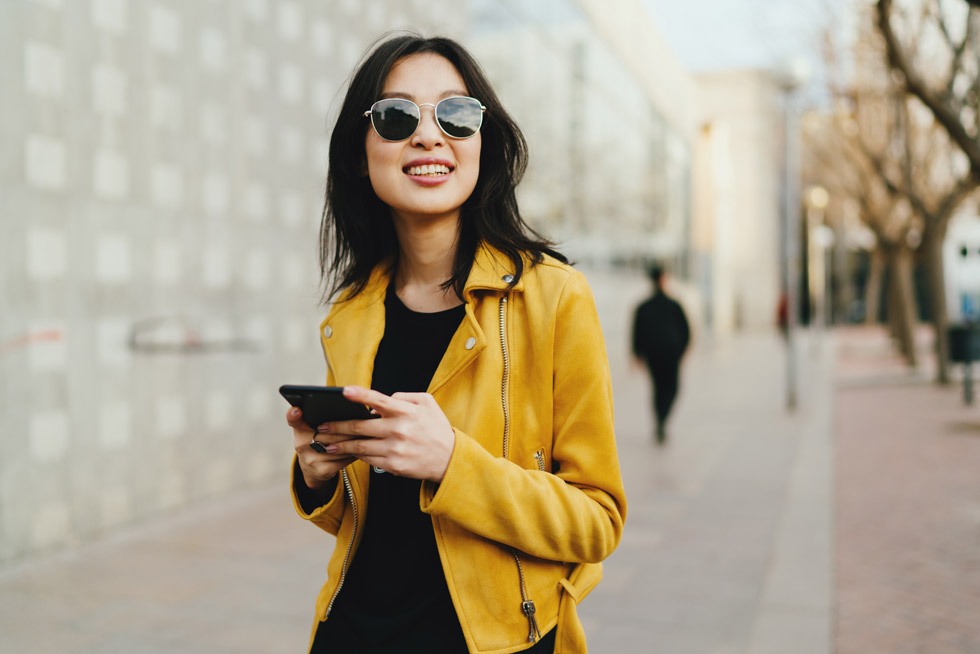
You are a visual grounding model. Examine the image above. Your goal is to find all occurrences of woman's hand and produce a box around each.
[318,386,456,482]
[288,407,357,490]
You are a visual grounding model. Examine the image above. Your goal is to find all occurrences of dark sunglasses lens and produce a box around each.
[437,98,483,138]
[372,99,420,141]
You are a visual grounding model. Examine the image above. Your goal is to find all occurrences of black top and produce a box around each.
[311,285,555,654]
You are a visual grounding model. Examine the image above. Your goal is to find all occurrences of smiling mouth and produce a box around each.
[404,163,452,176]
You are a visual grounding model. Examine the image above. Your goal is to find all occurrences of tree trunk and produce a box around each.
[864,249,885,325]
[887,246,918,366]
[885,249,901,342]
[921,230,951,383]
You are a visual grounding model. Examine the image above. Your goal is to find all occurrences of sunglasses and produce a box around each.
[363,96,486,142]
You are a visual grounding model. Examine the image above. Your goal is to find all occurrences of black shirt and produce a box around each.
[312,285,555,653]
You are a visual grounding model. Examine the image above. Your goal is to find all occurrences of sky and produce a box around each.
[642,0,854,94]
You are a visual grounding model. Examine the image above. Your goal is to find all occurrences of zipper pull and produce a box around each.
[522,600,542,642]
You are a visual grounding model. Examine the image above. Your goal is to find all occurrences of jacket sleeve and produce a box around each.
[288,319,347,535]
[290,455,346,535]
[420,270,627,564]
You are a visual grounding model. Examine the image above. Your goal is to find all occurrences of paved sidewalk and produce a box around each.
[581,268,834,654]
[0,269,836,653]
[833,325,980,654]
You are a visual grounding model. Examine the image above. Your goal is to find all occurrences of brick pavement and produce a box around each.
[834,325,980,654]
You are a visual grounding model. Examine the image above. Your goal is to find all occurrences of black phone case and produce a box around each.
[279,385,379,427]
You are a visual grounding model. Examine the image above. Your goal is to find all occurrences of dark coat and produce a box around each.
[632,292,690,363]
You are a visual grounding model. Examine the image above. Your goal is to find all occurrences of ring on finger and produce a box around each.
[309,431,328,454]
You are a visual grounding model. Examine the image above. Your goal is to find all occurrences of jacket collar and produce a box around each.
[320,243,523,390]
[462,243,525,299]
[337,243,525,307]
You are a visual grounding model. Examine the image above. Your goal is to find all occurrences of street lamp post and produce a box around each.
[777,60,809,411]
[807,185,831,332]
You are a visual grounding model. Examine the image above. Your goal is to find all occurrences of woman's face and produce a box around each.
[364,53,482,226]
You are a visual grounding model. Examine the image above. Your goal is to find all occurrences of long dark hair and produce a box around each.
[319,32,566,302]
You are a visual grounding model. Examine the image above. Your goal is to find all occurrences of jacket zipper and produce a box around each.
[533,449,545,472]
[324,468,358,618]
[513,551,542,641]
[499,296,512,459]
[499,295,542,643]
[320,331,353,619]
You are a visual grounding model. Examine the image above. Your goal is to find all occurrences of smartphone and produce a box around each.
[279,385,379,427]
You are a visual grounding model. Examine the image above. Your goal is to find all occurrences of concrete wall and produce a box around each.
[0,0,465,564]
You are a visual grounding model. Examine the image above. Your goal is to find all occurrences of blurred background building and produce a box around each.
[0,0,707,564]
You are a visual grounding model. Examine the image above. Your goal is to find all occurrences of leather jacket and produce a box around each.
[292,245,627,653]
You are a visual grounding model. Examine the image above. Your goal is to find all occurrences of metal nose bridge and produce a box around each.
[414,103,441,135]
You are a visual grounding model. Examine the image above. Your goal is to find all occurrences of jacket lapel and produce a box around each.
[427,244,523,395]
[320,265,389,388]
[427,303,487,395]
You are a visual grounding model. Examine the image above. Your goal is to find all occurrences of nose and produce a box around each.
[411,103,444,147]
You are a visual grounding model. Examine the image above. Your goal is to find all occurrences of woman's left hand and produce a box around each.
[318,386,455,482]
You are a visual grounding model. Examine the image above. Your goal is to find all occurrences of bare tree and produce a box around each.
[803,100,923,364]
[806,3,979,374]
[875,0,980,382]
[878,0,980,183]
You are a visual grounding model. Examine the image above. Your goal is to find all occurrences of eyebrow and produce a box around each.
[378,89,470,101]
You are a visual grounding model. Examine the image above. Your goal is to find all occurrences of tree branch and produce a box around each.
[877,0,980,182]
[933,0,968,103]
[935,175,979,222]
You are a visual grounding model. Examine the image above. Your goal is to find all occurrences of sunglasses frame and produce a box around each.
[363,96,486,142]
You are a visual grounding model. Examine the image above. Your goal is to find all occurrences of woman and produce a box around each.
[286,33,626,654]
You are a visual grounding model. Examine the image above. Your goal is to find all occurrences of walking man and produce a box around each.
[632,265,690,444]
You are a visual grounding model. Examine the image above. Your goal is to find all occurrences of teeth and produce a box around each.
[407,164,450,176]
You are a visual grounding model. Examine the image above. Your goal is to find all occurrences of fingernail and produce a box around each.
[317,423,330,433]
[324,444,338,453]
[342,386,354,397]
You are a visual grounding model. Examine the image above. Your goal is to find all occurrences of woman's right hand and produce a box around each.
[288,406,357,490]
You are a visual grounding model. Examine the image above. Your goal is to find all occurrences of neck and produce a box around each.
[391,211,462,311]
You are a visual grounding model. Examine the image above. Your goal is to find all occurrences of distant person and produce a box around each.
[777,291,789,340]
[632,265,690,443]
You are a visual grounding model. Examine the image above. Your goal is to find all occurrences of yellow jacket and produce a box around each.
[292,245,627,653]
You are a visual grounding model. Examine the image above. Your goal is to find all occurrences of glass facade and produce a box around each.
[465,0,692,266]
